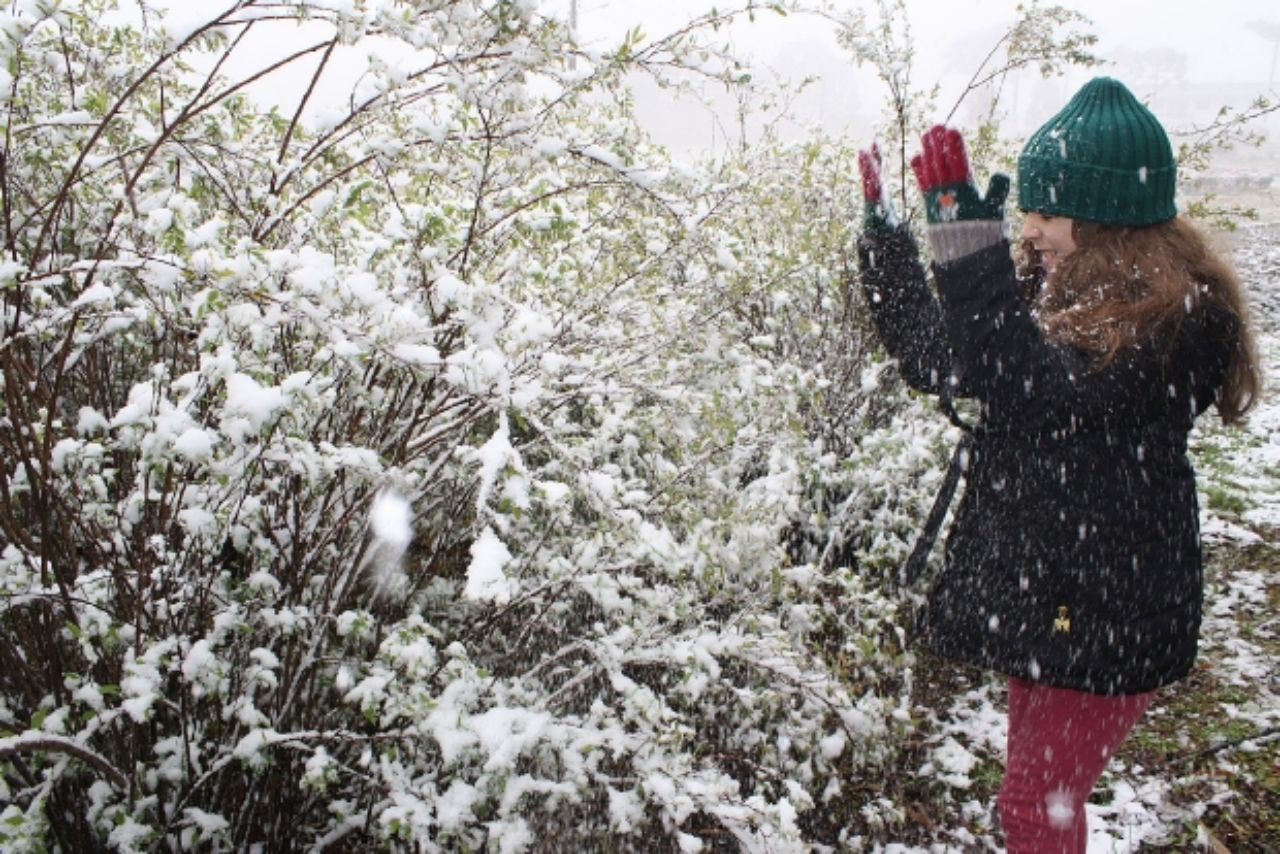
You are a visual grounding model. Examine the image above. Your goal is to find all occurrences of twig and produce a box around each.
[0,733,128,791]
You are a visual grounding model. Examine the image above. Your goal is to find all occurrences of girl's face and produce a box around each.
[1020,212,1077,276]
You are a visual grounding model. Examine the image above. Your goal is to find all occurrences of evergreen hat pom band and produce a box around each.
[1017,77,1177,227]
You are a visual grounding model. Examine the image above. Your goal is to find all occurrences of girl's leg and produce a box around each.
[998,678,1153,853]
[1005,676,1032,738]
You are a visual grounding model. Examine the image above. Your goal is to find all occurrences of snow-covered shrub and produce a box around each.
[685,134,958,575]
[0,1,942,850]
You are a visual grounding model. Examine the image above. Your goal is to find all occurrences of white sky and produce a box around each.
[563,0,1275,81]
[552,0,1280,155]
[179,0,1278,163]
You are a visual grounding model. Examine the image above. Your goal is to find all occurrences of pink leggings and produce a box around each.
[998,677,1154,853]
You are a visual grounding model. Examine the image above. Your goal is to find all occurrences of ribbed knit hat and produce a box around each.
[1017,77,1177,226]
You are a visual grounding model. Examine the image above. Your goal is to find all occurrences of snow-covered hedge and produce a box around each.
[0,1,947,849]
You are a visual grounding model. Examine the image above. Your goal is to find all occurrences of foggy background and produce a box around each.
[556,0,1280,169]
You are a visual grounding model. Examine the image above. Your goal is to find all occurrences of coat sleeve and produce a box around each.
[857,226,957,396]
[931,243,1235,431]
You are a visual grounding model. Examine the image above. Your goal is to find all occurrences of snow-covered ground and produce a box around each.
[899,220,1280,852]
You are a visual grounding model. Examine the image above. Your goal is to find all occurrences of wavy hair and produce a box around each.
[1017,217,1260,424]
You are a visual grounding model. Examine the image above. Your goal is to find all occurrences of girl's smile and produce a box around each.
[1020,211,1078,274]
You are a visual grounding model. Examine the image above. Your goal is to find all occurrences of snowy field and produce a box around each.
[888,218,1280,852]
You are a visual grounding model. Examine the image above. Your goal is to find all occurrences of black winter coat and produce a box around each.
[859,227,1237,695]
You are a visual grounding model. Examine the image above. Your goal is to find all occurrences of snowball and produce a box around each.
[370,491,413,548]
[1045,789,1075,828]
[364,492,413,601]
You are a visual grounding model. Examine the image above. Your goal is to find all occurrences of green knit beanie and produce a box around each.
[1017,77,1177,226]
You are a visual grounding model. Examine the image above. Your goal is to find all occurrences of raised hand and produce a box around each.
[911,125,1010,224]
[910,125,1010,262]
[858,142,899,237]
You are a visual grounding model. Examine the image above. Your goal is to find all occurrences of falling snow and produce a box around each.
[0,2,1275,851]
[909,222,1280,851]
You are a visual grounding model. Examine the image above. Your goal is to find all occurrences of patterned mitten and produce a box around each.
[910,125,1011,263]
[858,142,900,238]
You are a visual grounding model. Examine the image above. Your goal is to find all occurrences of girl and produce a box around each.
[856,77,1260,852]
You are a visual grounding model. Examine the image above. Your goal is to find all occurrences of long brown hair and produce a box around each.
[1017,217,1260,424]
